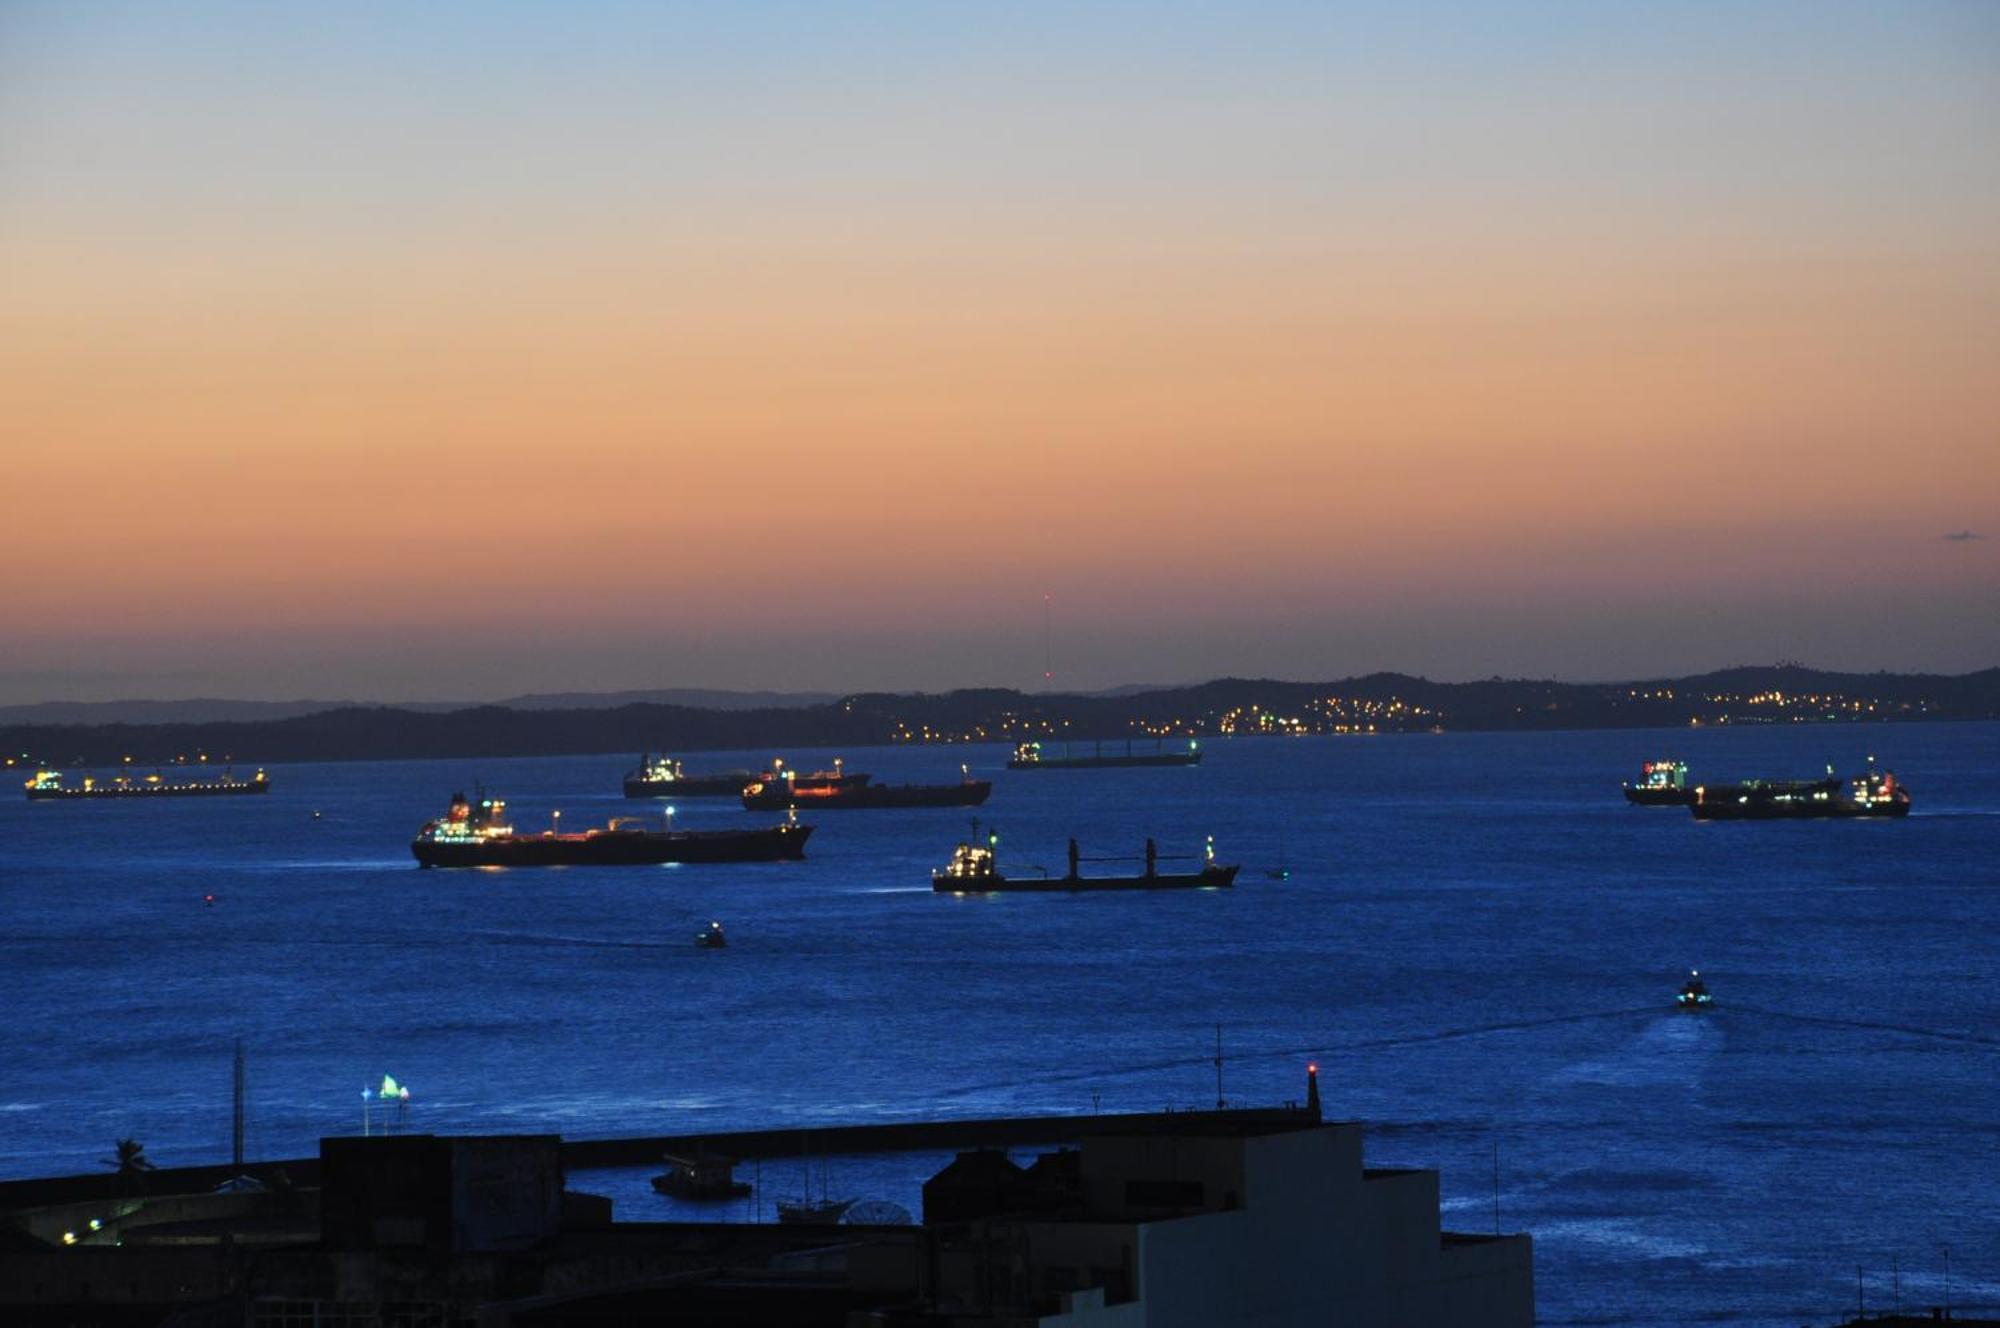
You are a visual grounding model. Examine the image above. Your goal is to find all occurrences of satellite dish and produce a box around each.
[841,1200,912,1226]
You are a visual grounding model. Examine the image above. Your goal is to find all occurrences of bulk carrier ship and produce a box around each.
[1007,739,1201,770]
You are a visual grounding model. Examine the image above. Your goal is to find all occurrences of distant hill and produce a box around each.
[0,698,367,726]
[0,688,840,726]
[490,687,838,711]
[2,666,1993,767]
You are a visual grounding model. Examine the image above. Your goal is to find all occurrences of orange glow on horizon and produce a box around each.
[2,4,1994,697]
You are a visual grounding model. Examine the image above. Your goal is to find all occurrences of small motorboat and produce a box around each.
[652,1151,750,1200]
[1676,970,1713,1009]
[696,920,728,949]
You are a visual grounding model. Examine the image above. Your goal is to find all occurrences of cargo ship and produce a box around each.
[932,825,1237,892]
[1007,739,1202,770]
[1689,759,1910,821]
[1622,759,1694,806]
[412,792,812,867]
[741,761,991,811]
[24,766,269,801]
[622,753,758,799]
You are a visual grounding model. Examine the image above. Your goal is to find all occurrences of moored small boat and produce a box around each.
[652,1151,751,1199]
[776,1196,856,1224]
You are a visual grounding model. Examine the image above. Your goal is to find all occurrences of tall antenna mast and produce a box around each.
[232,1039,245,1171]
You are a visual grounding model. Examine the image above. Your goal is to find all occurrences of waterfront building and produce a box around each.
[0,1098,1531,1326]
[884,1120,1532,1327]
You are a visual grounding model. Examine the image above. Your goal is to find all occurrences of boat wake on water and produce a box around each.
[935,1008,1664,1101]
[932,999,2000,1104]
[260,858,415,872]
[462,928,691,952]
[1725,1002,2000,1049]
[1543,1015,1722,1089]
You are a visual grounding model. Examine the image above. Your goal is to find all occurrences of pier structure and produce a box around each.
[0,1077,1532,1326]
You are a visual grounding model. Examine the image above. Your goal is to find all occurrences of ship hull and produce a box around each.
[934,864,1238,893]
[742,781,992,811]
[653,1175,752,1199]
[1690,798,1909,821]
[26,780,269,801]
[1623,786,1694,806]
[622,773,755,799]
[412,823,812,867]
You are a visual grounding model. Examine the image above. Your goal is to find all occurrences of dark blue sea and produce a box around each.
[3,724,1996,1325]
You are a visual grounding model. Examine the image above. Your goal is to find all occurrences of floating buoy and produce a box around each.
[203,894,216,906]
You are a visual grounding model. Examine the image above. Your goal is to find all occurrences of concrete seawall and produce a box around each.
[0,1103,1316,1214]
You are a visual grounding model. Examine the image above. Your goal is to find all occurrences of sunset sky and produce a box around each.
[3,1,1995,703]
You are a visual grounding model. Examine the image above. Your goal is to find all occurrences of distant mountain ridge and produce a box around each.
[492,687,840,712]
[0,688,842,726]
[2,665,1994,767]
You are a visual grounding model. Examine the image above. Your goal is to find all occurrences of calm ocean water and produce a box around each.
[2,724,1995,1324]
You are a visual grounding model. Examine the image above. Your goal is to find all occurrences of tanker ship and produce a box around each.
[740,762,990,811]
[1689,759,1910,821]
[25,766,269,801]
[413,792,812,867]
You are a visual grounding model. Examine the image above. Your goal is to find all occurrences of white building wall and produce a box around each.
[1038,1126,1533,1328]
